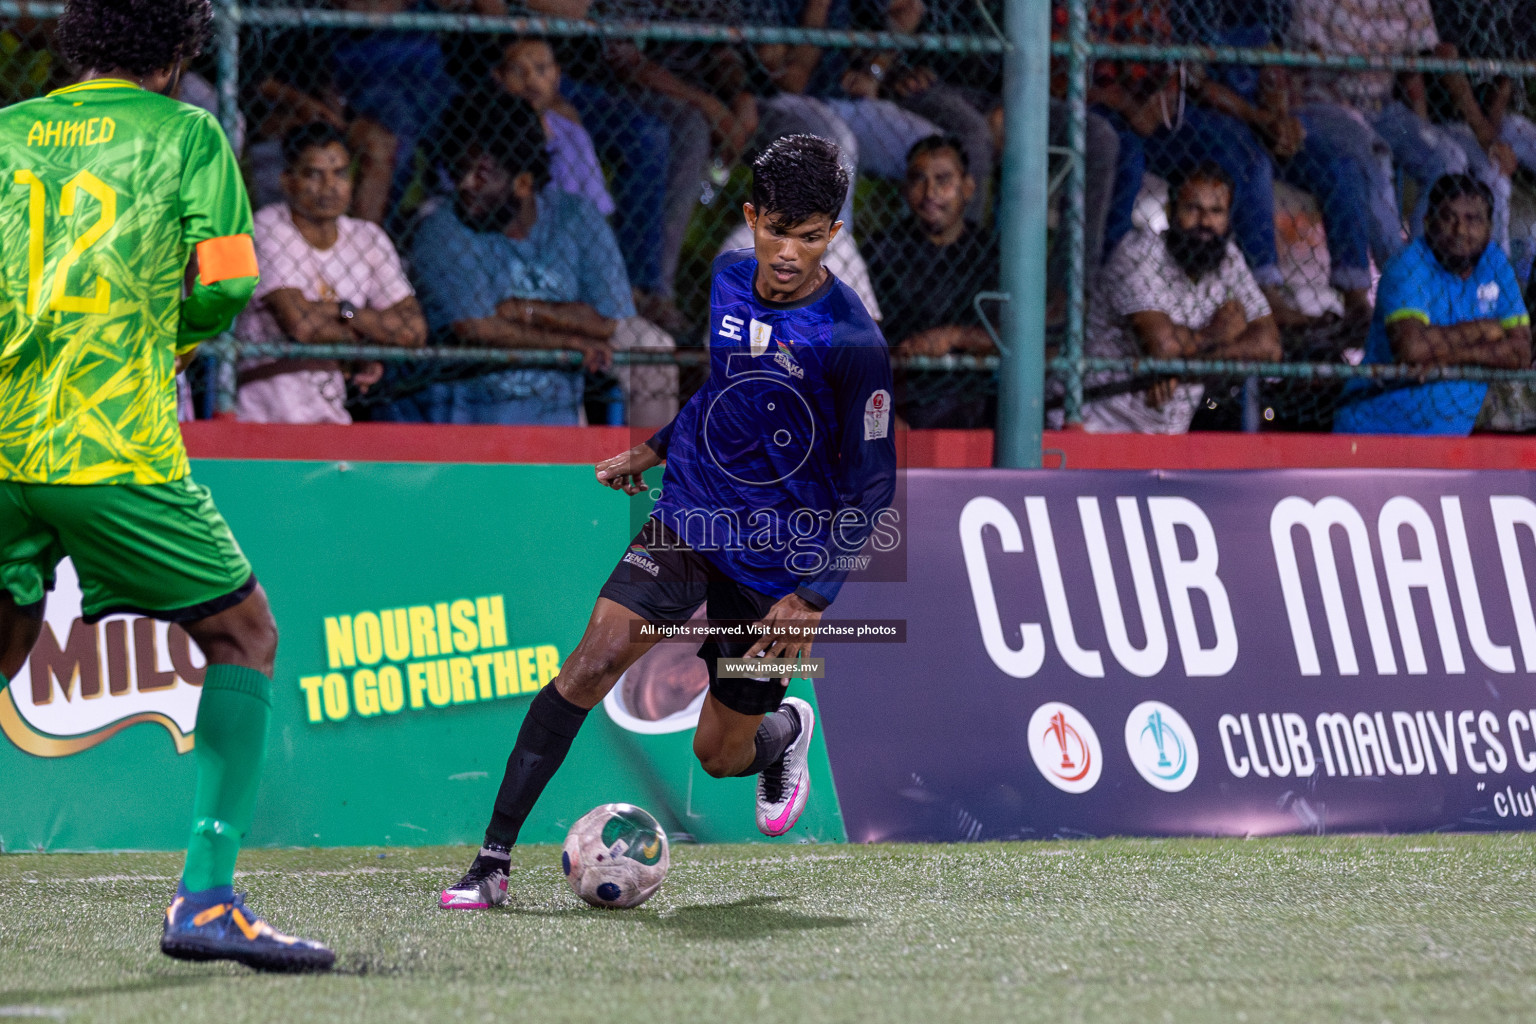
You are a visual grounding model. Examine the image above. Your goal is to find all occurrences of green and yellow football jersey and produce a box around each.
[0,78,258,485]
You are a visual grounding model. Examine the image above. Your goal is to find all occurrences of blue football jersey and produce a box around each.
[647,248,897,608]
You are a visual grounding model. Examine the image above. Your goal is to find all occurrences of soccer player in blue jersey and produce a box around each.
[442,135,896,909]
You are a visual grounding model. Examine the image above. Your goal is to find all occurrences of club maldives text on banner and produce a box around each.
[819,469,1536,842]
[0,461,844,852]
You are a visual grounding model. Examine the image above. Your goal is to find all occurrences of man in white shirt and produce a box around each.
[236,123,426,423]
[1083,164,1281,434]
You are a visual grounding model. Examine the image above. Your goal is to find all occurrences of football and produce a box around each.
[561,803,670,909]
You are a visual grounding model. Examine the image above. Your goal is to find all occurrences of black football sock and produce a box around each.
[484,686,590,846]
[735,703,803,777]
[467,843,510,873]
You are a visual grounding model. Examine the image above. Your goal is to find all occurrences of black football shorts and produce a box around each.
[597,517,789,716]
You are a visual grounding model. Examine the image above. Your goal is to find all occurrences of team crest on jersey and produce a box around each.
[750,318,773,356]
[0,560,204,758]
[864,389,891,440]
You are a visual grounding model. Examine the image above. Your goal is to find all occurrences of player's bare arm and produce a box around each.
[596,442,662,495]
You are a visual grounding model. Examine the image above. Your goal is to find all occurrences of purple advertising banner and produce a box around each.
[819,469,1536,842]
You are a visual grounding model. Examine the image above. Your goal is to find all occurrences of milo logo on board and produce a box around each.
[0,559,206,757]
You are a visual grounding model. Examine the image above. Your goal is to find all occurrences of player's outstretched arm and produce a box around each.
[595,442,662,495]
[596,379,708,493]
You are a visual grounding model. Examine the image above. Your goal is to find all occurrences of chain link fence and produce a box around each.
[1053,0,1536,435]
[9,0,1536,434]
[216,0,1011,427]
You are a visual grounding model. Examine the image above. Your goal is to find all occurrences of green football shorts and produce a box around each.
[0,475,255,622]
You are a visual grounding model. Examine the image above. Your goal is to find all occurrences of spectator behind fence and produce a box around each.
[1190,19,1380,324]
[1422,0,1536,265]
[749,0,942,230]
[327,0,514,226]
[1286,0,1511,255]
[1082,164,1280,434]
[867,135,998,428]
[1086,0,1306,327]
[383,95,677,425]
[236,123,427,424]
[1334,174,1531,436]
[507,0,726,333]
[1428,1,1536,191]
[494,37,615,217]
[242,28,399,223]
[835,0,998,224]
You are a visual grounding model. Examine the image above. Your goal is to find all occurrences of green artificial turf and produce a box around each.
[2,836,1535,1023]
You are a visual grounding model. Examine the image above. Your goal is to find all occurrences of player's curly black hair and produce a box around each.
[55,0,212,77]
[751,134,849,227]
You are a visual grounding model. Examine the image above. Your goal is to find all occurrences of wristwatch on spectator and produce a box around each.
[337,300,357,324]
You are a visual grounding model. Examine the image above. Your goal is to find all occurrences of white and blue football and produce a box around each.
[561,803,669,909]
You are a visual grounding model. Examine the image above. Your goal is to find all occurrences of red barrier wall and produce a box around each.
[180,422,1536,470]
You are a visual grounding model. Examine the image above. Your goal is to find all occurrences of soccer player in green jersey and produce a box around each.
[0,0,333,971]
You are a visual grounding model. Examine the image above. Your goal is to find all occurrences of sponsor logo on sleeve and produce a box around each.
[864,389,891,440]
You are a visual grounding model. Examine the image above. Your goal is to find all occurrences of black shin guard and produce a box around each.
[735,704,802,777]
[485,686,590,846]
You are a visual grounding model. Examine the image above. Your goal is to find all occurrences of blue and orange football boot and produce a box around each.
[161,892,335,972]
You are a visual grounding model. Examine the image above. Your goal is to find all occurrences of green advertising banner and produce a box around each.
[0,461,845,852]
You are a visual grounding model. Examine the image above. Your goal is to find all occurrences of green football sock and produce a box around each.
[180,664,271,894]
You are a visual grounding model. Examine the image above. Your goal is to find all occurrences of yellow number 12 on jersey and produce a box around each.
[14,169,117,317]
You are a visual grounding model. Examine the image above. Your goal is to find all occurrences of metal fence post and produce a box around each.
[213,0,241,144]
[995,0,1050,469]
[212,0,241,416]
[1063,0,1088,425]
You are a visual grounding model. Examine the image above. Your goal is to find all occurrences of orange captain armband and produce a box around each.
[195,234,258,285]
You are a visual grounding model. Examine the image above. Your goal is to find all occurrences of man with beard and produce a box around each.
[382,94,642,424]
[1081,163,1281,434]
[1334,174,1531,435]
[867,135,999,428]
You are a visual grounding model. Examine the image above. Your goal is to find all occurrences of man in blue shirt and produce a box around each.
[441,136,896,909]
[380,94,633,425]
[1334,173,1531,435]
